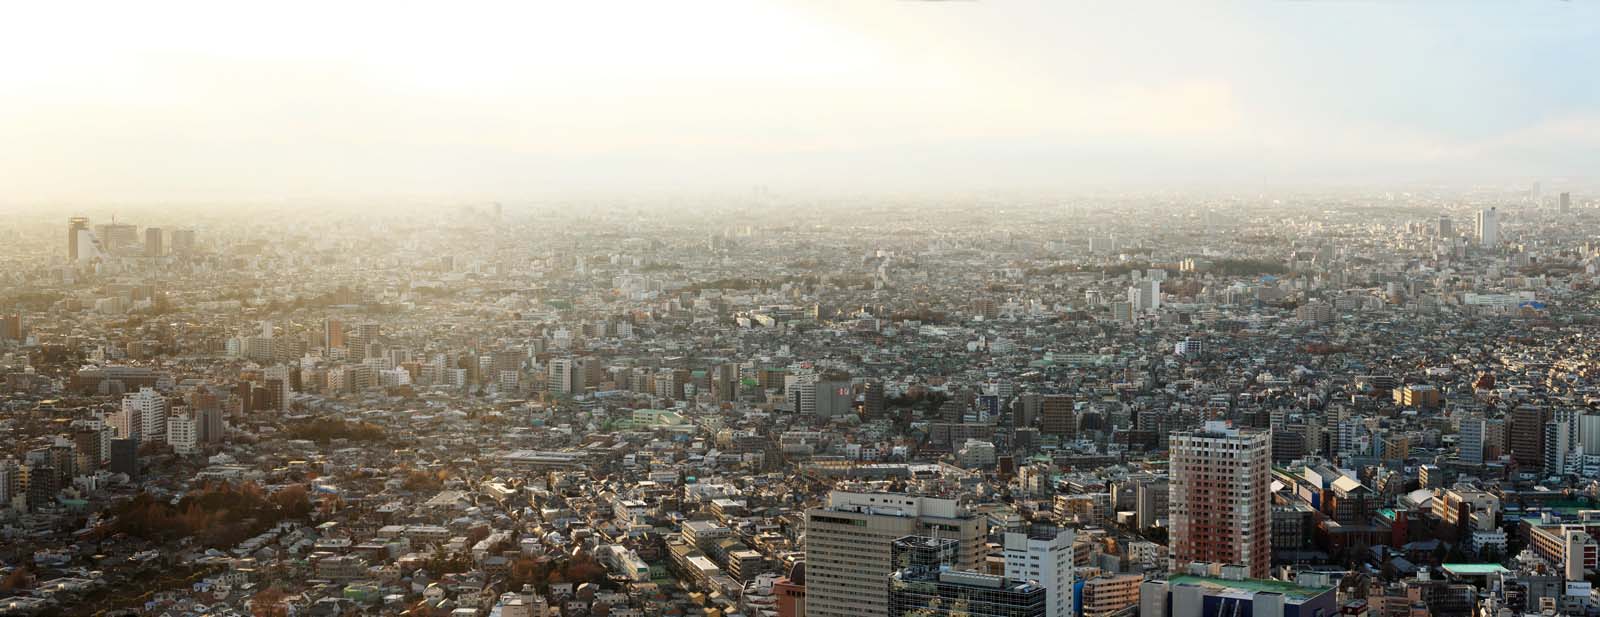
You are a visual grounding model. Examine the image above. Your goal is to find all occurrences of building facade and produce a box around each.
[1169,421,1272,578]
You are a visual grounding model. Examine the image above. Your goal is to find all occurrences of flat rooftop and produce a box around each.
[1166,575,1334,603]
[1442,564,1510,576]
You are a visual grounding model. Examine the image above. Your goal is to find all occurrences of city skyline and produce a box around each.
[5,4,1600,616]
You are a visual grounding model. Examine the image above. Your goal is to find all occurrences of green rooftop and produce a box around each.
[1166,575,1333,602]
[1442,564,1510,576]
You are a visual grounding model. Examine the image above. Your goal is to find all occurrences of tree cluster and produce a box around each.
[506,553,609,592]
[283,418,385,444]
[96,482,313,549]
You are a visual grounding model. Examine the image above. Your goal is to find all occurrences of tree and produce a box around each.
[251,587,289,617]
[270,485,313,520]
[0,567,33,591]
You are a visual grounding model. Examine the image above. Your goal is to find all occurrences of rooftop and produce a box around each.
[1165,575,1334,603]
[1441,564,1511,576]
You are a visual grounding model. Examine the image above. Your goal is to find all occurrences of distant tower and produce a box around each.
[1475,207,1499,246]
[1560,192,1572,213]
[324,318,345,349]
[145,227,163,257]
[68,217,89,260]
[170,229,196,254]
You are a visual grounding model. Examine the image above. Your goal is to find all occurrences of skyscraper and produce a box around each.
[96,222,138,252]
[1475,207,1499,246]
[804,491,988,617]
[171,228,196,253]
[1169,421,1272,578]
[1561,192,1572,213]
[145,227,163,257]
[68,216,89,261]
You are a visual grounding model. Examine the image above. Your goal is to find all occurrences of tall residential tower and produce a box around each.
[1169,421,1272,578]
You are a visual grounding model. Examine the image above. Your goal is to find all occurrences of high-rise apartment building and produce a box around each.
[324,318,345,349]
[1040,395,1075,439]
[548,357,575,395]
[116,387,168,443]
[1169,421,1272,578]
[804,491,988,617]
[1545,409,1579,476]
[1509,406,1549,473]
[167,412,198,455]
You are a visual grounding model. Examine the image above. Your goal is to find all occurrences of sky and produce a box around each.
[1,0,1597,206]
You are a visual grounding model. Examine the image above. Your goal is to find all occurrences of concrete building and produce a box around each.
[803,491,988,617]
[117,387,168,443]
[1003,530,1073,617]
[1041,395,1075,439]
[889,567,1045,617]
[1169,421,1272,578]
[1509,406,1549,473]
[1476,206,1499,246]
[145,227,163,257]
[1140,571,1338,617]
[1081,574,1144,617]
[1129,279,1161,313]
[167,412,197,455]
[110,438,138,479]
[1458,416,1486,465]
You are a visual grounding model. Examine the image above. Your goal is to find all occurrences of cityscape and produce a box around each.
[3,3,1600,617]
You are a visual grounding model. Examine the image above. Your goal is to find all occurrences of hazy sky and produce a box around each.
[2,1,1597,206]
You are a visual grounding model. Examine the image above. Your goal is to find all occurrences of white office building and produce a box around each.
[1003,530,1075,617]
[1476,207,1499,246]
